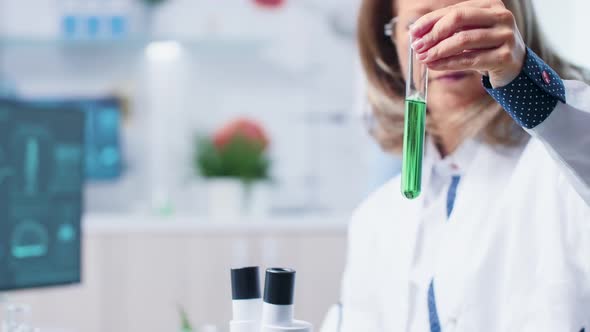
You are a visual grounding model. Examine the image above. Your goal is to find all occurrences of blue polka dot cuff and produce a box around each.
[482,48,566,129]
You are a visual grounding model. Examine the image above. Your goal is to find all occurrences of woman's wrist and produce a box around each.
[483,48,566,129]
[487,36,527,88]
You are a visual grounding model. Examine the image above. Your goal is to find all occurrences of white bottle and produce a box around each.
[230,267,262,332]
[261,268,313,332]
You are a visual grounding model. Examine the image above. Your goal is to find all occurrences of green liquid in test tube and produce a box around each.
[401,35,428,199]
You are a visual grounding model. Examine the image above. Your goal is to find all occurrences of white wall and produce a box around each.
[534,0,590,68]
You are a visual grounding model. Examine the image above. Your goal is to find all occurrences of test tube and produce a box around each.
[401,35,428,199]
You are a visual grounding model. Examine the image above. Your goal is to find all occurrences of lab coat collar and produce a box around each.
[428,136,480,177]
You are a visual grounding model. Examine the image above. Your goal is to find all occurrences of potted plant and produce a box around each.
[194,118,272,220]
[140,0,168,37]
[142,0,167,5]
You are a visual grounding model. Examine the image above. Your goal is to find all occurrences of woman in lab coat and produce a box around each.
[321,0,590,331]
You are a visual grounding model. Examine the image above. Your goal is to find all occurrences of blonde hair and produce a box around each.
[358,0,590,153]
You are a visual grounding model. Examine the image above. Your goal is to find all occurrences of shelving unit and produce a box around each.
[83,213,349,235]
[0,36,272,61]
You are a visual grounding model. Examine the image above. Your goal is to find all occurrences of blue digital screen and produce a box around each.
[78,98,123,180]
[0,100,84,291]
[3,97,124,181]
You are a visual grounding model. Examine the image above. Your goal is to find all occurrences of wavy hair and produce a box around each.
[358,0,590,153]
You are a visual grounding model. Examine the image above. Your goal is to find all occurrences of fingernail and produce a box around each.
[412,39,424,52]
[417,52,428,61]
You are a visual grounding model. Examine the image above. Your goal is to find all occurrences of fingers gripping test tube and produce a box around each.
[401,35,428,199]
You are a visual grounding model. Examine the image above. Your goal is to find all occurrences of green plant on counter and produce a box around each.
[194,118,271,183]
[142,0,167,6]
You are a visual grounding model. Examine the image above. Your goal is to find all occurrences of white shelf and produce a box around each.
[0,36,270,57]
[83,213,349,235]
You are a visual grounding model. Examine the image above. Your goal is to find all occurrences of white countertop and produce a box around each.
[83,213,349,235]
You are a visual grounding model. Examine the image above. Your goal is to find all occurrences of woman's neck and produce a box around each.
[430,122,462,158]
[430,112,463,158]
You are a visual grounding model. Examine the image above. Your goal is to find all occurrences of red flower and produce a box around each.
[252,0,285,9]
[213,118,269,150]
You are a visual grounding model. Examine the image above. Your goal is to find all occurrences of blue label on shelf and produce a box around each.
[62,15,78,38]
[86,16,101,38]
[110,16,127,38]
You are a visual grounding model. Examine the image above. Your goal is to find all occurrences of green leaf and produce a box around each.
[142,0,167,6]
[194,135,271,182]
[178,305,193,332]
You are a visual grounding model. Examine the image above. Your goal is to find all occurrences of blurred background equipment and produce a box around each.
[0,100,84,293]
[2,303,33,332]
[0,1,356,329]
[0,0,369,216]
[4,97,125,181]
[0,100,84,332]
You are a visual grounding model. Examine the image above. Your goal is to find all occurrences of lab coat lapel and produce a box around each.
[433,140,524,328]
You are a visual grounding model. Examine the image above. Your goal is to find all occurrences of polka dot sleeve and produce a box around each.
[482,48,566,129]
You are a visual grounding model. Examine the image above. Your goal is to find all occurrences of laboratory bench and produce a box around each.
[2,213,349,332]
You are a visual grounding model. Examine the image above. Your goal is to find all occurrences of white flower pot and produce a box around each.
[205,178,244,221]
[245,181,272,218]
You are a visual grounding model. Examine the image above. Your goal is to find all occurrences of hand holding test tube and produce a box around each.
[402,35,428,199]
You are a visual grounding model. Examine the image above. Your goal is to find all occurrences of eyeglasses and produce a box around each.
[384,16,415,44]
[384,17,398,39]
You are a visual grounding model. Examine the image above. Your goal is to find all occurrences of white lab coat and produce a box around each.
[321,79,590,332]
